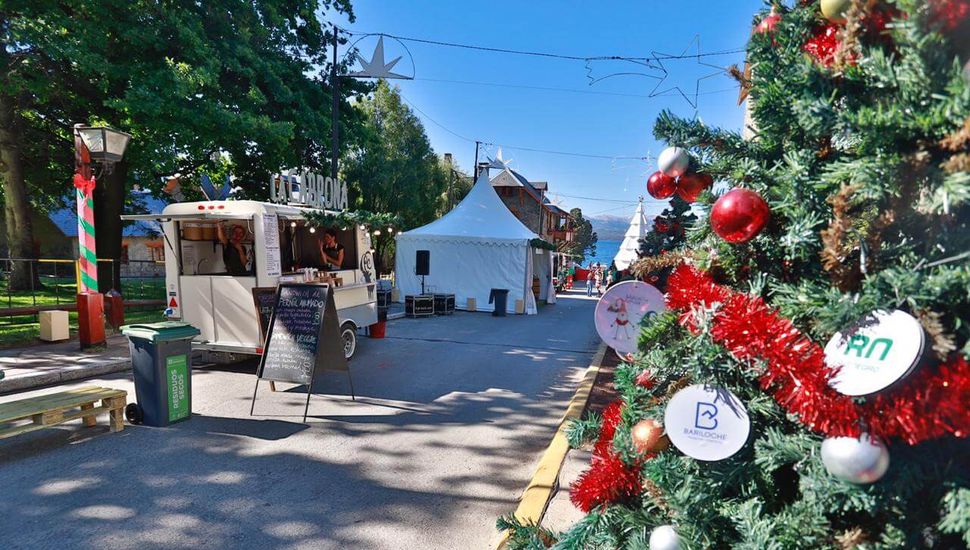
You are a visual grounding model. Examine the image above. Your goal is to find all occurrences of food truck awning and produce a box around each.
[120,212,254,222]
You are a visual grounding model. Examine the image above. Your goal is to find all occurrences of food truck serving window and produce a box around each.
[178,218,256,276]
[286,224,358,271]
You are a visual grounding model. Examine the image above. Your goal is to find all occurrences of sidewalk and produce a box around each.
[0,335,131,394]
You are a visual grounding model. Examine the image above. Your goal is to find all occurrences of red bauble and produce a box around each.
[654,220,670,233]
[755,10,782,35]
[931,0,970,31]
[710,188,770,243]
[647,171,677,200]
[631,419,668,455]
[676,172,713,202]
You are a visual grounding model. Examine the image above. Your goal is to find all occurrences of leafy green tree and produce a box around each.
[562,207,597,264]
[1,0,362,289]
[342,80,455,273]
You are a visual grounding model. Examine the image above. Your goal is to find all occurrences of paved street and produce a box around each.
[0,291,598,550]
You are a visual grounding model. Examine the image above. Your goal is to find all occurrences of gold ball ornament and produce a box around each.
[631,419,669,454]
[821,0,852,23]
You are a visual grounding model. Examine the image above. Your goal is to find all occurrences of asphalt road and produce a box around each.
[0,291,598,550]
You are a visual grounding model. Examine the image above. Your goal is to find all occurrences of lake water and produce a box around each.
[582,239,621,268]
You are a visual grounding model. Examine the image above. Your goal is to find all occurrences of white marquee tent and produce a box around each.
[395,172,542,314]
[613,198,651,271]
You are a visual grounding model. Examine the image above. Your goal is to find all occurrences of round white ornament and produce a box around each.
[649,525,681,550]
[657,147,690,178]
[824,309,925,396]
[820,433,890,484]
[664,384,750,461]
[594,281,666,355]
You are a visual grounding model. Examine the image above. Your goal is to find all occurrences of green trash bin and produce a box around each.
[121,321,200,427]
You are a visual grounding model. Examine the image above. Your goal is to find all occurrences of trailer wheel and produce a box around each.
[341,322,358,360]
[125,403,144,425]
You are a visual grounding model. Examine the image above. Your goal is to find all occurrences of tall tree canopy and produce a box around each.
[342,80,460,272]
[1,0,363,288]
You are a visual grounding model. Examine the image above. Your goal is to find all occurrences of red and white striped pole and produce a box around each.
[74,126,105,348]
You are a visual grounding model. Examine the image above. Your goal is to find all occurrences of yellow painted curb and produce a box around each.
[497,343,608,549]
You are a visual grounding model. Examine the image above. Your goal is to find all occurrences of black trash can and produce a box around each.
[121,322,200,427]
[489,288,510,317]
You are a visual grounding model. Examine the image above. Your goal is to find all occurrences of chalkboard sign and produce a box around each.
[252,287,277,344]
[256,284,347,385]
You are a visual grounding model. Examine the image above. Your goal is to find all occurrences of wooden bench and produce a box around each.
[0,386,127,440]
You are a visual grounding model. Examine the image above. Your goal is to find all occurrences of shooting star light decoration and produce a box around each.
[648,35,728,110]
[349,36,413,80]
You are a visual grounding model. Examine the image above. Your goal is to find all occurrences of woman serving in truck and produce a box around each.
[318,228,345,269]
[217,221,251,275]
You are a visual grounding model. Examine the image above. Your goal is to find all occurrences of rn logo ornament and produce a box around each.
[824,309,925,396]
[665,385,750,461]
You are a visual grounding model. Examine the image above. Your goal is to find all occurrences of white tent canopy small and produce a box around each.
[613,199,651,271]
[395,172,541,314]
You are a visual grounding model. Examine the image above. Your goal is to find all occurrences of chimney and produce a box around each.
[444,153,453,165]
[477,161,490,179]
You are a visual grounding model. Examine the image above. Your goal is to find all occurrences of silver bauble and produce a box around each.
[657,147,690,178]
[649,525,681,550]
[820,433,890,484]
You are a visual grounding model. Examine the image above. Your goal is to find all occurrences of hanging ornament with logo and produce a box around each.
[594,281,666,355]
[664,384,750,461]
[824,309,925,396]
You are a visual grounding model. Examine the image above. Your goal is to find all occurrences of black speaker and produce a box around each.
[415,250,430,276]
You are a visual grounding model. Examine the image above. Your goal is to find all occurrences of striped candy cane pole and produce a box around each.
[75,179,98,293]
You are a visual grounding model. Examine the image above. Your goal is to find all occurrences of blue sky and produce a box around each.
[331,1,765,221]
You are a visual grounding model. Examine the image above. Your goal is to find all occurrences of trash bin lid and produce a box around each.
[121,321,201,342]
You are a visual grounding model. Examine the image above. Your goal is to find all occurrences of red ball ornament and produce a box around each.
[710,188,770,243]
[631,419,669,454]
[803,24,848,68]
[755,10,782,35]
[676,172,713,202]
[647,171,677,200]
[635,370,654,389]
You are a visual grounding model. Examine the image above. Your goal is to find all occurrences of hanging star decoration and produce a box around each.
[648,35,728,110]
[488,147,513,170]
[349,36,412,80]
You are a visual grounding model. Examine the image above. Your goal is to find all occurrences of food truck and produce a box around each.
[122,171,379,360]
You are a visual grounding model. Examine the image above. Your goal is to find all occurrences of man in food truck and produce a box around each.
[318,228,345,270]
[216,221,252,275]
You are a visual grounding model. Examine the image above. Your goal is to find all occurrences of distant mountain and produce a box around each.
[589,214,631,241]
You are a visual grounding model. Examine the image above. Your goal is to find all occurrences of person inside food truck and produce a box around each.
[217,221,251,275]
[318,228,345,269]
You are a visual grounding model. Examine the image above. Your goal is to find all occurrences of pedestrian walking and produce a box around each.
[586,268,595,297]
[594,269,603,296]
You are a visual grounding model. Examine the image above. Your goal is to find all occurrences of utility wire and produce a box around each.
[397,91,650,161]
[414,77,741,99]
[338,26,745,63]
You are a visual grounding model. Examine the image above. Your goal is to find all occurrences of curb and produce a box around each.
[0,359,130,394]
[497,342,608,549]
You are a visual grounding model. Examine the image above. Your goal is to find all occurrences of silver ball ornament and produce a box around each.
[820,0,851,22]
[649,525,681,550]
[657,147,690,178]
[820,433,890,484]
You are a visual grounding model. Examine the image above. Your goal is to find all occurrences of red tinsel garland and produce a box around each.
[665,264,970,445]
[570,400,644,512]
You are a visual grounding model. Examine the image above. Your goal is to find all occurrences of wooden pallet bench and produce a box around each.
[0,386,127,440]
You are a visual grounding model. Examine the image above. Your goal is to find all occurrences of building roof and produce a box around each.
[490,168,571,219]
[49,191,167,238]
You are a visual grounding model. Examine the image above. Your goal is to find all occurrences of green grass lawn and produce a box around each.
[0,276,166,348]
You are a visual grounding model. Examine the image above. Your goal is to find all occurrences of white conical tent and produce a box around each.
[613,200,650,271]
[395,172,540,314]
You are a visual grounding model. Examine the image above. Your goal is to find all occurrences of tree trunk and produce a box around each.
[0,90,39,291]
[94,160,127,292]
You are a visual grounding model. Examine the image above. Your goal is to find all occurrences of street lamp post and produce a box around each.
[72,124,131,348]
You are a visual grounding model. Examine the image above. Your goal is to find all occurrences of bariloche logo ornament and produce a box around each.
[824,309,925,396]
[594,281,666,355]
[664,384,750,461]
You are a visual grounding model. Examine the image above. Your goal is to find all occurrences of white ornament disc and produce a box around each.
[594,281,666,355]
[821,433,890,484]
[658,147,690,178]
[664,384,750,461]
[824,309,924,396]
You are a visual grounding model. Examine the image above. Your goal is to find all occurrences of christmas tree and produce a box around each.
[636,195,698,289]
[500,1,970,548]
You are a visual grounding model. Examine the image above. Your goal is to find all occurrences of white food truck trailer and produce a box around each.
[122,196,379,360]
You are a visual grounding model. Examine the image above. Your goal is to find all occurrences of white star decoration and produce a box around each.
[488,148,512,170]
[349,36,411,80]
